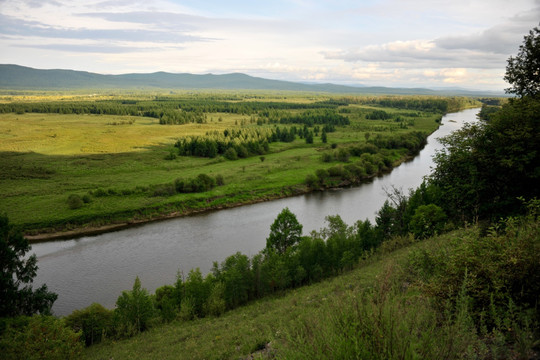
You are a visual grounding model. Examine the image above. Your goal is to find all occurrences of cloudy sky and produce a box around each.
[1,0,539,90]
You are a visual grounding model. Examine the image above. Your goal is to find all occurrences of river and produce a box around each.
[32,107,479,316]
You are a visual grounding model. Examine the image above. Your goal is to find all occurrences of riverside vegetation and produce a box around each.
[1,26,539,360]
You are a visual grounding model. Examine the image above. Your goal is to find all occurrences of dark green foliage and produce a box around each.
[430,97,540,223]
[213,252,253,309]
[0,215,57,317]
[304,173,319,188]
[0,316,83,360]
[409,204,446,239]
[153,285,176,323]
[504,26,540,98]
[271,109,350,127]
[336,148,350,162]
[114,276,154,335]
[266,208,303,255]
[204,282,226,317]
[305,131,314,144]
[182,268,211,318]
[366,109,392,120]
[477,103,500,121]
[224,147,238,160]
[320,152,333,162]
[428,25,540,224]
[65,303,113,346]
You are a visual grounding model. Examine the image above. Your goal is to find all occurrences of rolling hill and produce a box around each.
[0,64,500,96]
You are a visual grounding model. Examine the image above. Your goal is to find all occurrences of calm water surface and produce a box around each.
[33,108,479,315]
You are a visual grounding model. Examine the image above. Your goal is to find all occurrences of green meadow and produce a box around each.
[0,93,478,236]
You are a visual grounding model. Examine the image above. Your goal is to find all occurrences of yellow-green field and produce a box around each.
[0,112,251,155]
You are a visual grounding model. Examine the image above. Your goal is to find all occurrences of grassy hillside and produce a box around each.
[82,214,539,359]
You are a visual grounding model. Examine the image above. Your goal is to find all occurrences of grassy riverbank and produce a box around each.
[81,214,539,359]
[0,92,479,238]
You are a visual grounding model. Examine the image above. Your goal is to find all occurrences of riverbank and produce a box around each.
[25,163,395,242]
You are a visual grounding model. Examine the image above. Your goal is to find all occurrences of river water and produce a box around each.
[32,108,479,316]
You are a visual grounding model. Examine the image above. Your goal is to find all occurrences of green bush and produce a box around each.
[410,204,446,239]
[224,147,238,160]
[0,316,83,360]
[65,303,113,346]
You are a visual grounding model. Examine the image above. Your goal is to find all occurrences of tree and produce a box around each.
[115,276,154,334]
[0,215,57,317]
[504,25,540,98]
[429,25,540,223]
[266,208,303,255]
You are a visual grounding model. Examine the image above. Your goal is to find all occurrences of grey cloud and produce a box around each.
[78,11,203,31]
[0,13,208,44]
[435,8,540,54]
[323,43,505,69]
[323,7,540,70]
[78,10,294,34]
[12,43,172,54]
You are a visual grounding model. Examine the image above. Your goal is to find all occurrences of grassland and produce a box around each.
[0,92,478,238]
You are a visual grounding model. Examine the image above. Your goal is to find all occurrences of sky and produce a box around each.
[1,0,539,91]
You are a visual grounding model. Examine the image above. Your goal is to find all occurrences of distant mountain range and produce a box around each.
[0,64,502,96]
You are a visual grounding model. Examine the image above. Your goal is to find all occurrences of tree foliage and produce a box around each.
[0,215,57,317]
[266,208,303,255]
[114,276,154,335]
[504,25,540,98]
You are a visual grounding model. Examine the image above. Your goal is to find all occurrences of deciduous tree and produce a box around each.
[266,208,303,255]
[0,215,57,317]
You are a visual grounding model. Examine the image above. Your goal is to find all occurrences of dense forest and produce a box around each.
[1,26,539,359]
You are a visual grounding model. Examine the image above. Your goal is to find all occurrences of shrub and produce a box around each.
[65,303,113,346]
[204,282,227,317]
[409,204,447,239]
[224,147,238,160]
[336,148,350,162]
[152,184,176,197]
[92,188,108,197]
[321,152,333,162]
[0,316,83,360]
[67,194,83,209]
[305,173,319,188]
[164,150,177,160]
